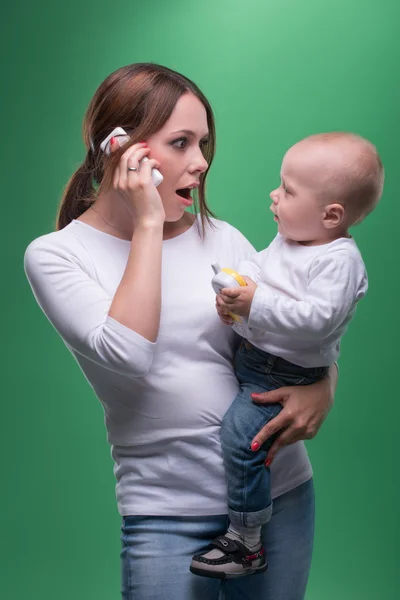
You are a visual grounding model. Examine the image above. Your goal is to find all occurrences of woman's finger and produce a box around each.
[251,387,291,405]
[111,140,147,187]
[120,141,148,161]
[265,430,303,466]
[138,158,161,184]
[250,409,289,448]
[118,145,150,189]
[110,138,121,186]
[110,137,119,152]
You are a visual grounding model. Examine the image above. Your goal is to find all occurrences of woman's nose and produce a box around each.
[189,149,208,174]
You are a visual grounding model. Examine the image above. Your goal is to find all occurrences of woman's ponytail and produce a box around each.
[56,150,98,230]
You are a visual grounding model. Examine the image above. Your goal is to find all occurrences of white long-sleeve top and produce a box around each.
[24,217,313,516]
[236,233,368,367]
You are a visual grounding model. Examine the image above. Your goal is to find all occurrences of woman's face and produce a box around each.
[146,93,210,221]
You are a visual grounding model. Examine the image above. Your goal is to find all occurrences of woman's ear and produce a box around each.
[322,203,345,229]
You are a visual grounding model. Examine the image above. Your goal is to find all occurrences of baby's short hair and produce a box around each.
[304,132,384,225]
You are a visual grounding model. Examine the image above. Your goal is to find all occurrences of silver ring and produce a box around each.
[127,166,139,172]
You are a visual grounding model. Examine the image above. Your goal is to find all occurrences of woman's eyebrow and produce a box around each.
[170,129,209,138]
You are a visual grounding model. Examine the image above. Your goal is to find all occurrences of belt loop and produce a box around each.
[265,352,276,374]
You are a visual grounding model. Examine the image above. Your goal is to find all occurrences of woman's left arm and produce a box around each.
[251,364,338,466]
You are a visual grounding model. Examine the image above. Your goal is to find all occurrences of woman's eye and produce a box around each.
[172,137,187,149]
[171,137,209,150]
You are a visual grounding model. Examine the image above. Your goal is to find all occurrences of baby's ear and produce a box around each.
[322,203,345,229]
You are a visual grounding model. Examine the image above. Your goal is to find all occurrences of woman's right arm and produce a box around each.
[108,141,165,343]
[108,222,163,342]
[24,145,165,377]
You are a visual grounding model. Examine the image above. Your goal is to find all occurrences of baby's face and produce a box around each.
[269,142,335,244]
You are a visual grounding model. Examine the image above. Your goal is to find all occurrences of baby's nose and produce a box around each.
[270,189,279,203]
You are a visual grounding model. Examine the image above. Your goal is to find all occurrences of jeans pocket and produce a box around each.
[268,373,307,388]
[269,365,327,388]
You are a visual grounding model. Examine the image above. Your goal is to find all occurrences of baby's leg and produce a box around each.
[221,382,282,526]
[190,381,281,579]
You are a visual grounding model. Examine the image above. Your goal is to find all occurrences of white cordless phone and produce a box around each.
[100,127,163,187]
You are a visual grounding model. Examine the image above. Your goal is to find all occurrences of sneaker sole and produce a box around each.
[190,562,268,580]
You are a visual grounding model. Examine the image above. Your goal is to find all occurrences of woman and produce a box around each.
[24,63,336,600]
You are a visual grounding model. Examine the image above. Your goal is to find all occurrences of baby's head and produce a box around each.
[270,132,384,244]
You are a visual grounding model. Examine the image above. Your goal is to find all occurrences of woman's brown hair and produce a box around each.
[56,63,216,233]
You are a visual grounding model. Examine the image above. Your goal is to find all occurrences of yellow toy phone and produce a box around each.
[211,263,247,322]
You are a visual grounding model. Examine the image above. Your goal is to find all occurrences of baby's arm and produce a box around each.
[221,250,368,339]
[215,250,265,319]
[237,257,261,284]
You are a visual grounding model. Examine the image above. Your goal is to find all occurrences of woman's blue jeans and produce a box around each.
[120,478,315,600]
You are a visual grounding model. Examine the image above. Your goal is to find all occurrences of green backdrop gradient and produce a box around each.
[2,1,399,598]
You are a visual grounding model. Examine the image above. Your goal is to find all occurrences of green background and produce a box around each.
[2,1,399,598]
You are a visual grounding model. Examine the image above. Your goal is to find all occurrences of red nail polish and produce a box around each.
[110,137,115,145]
[251,442,260,451]
[251,393,261,398]
[265,459,272,467]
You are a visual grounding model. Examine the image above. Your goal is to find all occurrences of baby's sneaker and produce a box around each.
[190,533,267,579]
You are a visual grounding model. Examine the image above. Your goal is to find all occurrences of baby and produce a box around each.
[190,132,384,579]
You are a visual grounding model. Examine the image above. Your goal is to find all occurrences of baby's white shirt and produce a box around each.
[235,233,368,367]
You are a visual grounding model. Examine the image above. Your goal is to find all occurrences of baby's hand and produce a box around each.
[219,276,257,318]
[215,296,234,325]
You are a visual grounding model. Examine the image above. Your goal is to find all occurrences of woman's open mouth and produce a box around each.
[176,188,194,207]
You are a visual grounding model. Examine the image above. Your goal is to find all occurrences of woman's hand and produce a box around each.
[110,138,165,228]
[251,364,338,466]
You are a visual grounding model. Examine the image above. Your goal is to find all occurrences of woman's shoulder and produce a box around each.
[24,221,92,278]
[205,216,252,244]
[206,216,238,232]
[25,221,88,256]
[26,221,77,248]
[202,216,256,267]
